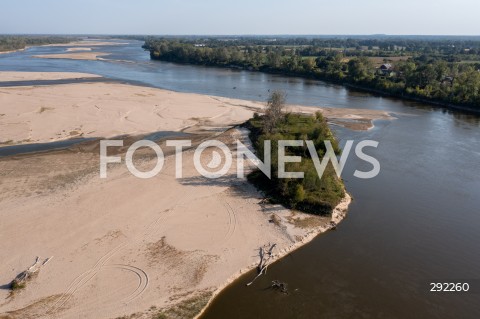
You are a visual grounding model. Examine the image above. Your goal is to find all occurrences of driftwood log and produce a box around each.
[246,243,276,286]
[11,256,53,290]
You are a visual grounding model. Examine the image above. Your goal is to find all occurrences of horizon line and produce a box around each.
[1,33,480,38]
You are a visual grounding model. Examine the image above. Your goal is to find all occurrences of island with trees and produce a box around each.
[246,91,346,216]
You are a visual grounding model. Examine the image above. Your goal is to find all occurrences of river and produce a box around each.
[1,40,479,319]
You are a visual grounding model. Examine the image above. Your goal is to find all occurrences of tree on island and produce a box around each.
[263,90,286,133]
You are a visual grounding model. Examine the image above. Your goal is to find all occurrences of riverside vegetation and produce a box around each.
[143,36,480,111]
[246,91,345,216]
[0,35,76,52]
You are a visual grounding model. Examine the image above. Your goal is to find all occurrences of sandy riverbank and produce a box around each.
[0,72,394,146]
[0,48,26,55]
[0,72,365,319]
[0,127,351,319]
[211,95,395,130]
[0,71,101,82]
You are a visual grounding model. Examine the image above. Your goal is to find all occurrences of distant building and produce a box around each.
[441,76,454,86]
[376,64,396,78]
[380,63,393,70]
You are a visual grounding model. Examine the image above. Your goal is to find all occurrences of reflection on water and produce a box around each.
[1,41,479,319]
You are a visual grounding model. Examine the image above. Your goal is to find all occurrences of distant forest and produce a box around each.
[0,35,75,52]
[143,36,480,111]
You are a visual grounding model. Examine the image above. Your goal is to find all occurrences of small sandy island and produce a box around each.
[0,72,391,319]
[66,47,92,52]
[32,39,125,60]
[0,40,124,56]
[32,52,110,61]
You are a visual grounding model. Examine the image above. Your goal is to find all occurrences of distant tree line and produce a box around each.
[143,37,480,111]
[0,36,76,52]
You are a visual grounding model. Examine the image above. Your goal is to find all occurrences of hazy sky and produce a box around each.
[1,0,478,35]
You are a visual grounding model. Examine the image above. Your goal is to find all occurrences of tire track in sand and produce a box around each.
[48,179,202,317]
[47,204,182,317]
[104,264,149,304]
[220,194,237,244]
[48,242,128,314]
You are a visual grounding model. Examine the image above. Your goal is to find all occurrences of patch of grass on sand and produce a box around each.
[38,106,54,113]
[115,314,140,319]
[114,291,213,319]
[153,291,213,319]
[0,140,14,145]
[10,280,26,291]
[287,215,329,229]
[1,295,62,319]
